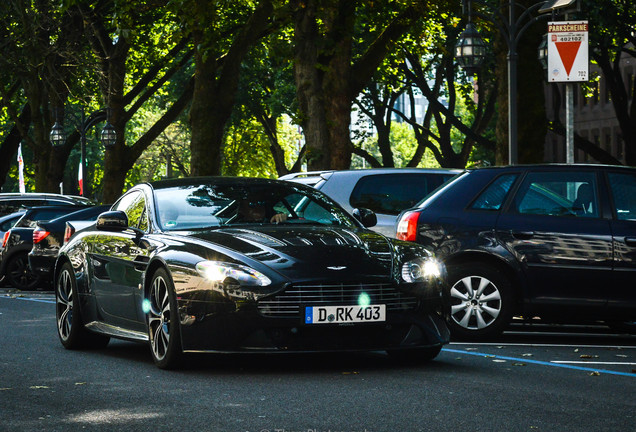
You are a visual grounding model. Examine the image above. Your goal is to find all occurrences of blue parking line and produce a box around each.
[0,296,55,304]
[443,347,636,377]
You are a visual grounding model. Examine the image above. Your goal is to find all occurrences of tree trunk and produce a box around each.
[324,2,354,170]
[189,57,225,176]
[101,35,130,203]
[103,144,128,204]
[293,0,417,171]
[189,0,273,177]
[293,0,330,170]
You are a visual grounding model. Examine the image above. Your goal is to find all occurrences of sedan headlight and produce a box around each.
[196,261,271,286]
[401,258,443,283]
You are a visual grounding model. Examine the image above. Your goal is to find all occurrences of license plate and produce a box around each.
[304,305,386,324]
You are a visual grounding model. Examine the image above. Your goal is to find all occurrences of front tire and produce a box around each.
[147,268,183,369]
[56,262,109,349]
[446,263,514,340]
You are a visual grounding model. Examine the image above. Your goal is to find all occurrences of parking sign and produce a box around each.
[547,21,589,82]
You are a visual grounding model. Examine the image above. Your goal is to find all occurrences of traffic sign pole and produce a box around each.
[546,20,588,163]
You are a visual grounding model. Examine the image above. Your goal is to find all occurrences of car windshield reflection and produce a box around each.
[153,182,357,230]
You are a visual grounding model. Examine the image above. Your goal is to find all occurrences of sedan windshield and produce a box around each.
[153,181,358,231]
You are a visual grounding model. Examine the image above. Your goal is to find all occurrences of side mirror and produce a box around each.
[96,210,128,231]
[352,207,377,228]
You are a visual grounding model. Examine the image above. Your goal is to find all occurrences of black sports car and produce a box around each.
[55,177,449,369]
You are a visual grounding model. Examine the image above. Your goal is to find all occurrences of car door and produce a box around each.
[496,169,613,312]
[606,170,636,315]
[89,191,151,330]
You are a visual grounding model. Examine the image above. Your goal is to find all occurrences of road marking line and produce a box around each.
[0,296,55,304]
[442,348,636,377]
[451,342,636,349]
[551,361,636,365]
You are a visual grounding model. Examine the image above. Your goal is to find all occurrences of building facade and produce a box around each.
[544,53,634,163]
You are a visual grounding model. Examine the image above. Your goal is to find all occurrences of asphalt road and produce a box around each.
[1,289,635,432]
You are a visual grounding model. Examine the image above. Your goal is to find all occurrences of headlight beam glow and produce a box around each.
[195,261,271,287]
[401,258,443,283]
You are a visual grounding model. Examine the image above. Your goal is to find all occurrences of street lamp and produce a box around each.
[455,22,488,76]
[49,106,117,196]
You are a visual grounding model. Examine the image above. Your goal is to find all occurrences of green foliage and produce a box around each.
[353,122,441,169]
[0,0,632,192]
[222,117,277,178]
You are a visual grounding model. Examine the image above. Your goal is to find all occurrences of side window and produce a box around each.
[608,172,636,221]
[350,174,446,215]
[471,174,517,210]
[512,171,598,218]
[113,191,149,231]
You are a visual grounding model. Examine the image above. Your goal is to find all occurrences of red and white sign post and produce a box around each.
[547,21,589,82]
[546,20,588,164]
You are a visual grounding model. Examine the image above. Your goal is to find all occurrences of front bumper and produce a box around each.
[177,295,450,353]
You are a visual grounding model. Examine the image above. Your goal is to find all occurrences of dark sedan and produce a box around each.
[28,205,111,283]
[0,211,25,240]
[55,177,450,369]
[1,206,92,290]
[396,164,636,339]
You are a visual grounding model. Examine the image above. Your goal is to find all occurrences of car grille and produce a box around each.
[257,282,419,318]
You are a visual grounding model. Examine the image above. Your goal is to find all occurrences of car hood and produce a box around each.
[184,225,395,281]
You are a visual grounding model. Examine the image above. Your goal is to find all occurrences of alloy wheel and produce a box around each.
[148,275,171,361]
[450,275,502,330]
[56,269,74,341]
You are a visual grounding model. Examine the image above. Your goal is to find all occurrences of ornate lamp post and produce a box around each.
[49,107,117,197]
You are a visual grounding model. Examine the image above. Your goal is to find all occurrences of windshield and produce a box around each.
[153,181,358,231]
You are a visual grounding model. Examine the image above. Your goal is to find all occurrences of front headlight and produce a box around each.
[195,261,271,286]
[401,258,443,283]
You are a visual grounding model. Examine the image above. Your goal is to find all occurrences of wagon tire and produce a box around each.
[6,253,41,290]
[446,263,514,340]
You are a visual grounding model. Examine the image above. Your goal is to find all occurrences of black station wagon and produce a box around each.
[396,164,636,339]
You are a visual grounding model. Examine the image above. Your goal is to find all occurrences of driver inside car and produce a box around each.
[237,199,287,223]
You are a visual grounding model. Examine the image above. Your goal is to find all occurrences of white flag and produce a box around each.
[17,144,25,193]
[78,161,84,196]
